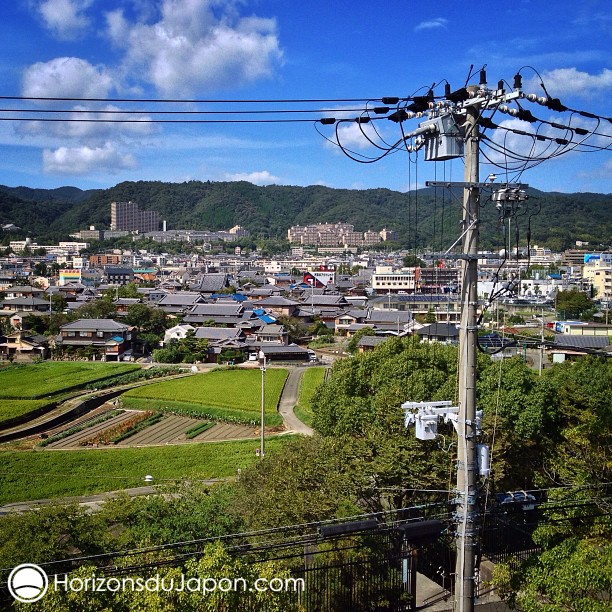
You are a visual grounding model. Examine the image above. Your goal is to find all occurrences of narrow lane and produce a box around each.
[277,366,313,436]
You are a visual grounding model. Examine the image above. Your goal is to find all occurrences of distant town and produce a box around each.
[1,199,611,364]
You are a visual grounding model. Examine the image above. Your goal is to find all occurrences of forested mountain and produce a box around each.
[1,180,611,250]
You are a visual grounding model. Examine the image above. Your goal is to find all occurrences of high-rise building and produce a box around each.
[110,201,160,233]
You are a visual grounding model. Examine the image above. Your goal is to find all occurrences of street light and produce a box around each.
[258,349,266,458]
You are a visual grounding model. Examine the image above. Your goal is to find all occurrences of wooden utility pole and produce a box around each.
[455,91,480,612]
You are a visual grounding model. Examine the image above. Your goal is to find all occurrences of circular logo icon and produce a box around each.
[8,564,48,603]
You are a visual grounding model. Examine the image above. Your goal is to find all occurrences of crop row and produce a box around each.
[119,397,283,427]
[185,422,214,439]
[111,413,164,443]
[39,410,124,447]
[79,411,156,446]
[84,366,184,390]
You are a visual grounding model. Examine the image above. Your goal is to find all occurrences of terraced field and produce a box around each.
[115,416,256,446]
[43,411,258,448]
[45,411,138,449]
[121,367,288,426]
[0,361,141,427]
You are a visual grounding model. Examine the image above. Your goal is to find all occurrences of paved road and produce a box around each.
[277,367,313,436]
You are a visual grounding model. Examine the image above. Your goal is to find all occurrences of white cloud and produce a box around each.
[22,57,114,99]
[330,121,381,152]
[36,0,93,40]
[17,105,156,141]
[528,68,612,98]
[43,143,137,174]
[106,0,284,96]
[414,18,448,32]
[224,170,279,185]
[484,118,546,165]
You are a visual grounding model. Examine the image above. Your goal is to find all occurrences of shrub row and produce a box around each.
[185,422,214,439]
[84,366,184,390]
[119,397,279,426]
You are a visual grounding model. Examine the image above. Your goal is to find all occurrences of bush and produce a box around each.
[185,422,214,439]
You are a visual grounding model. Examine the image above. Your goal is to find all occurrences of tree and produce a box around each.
[34,261,48,277]
[231,436,373,529]
[74,298,117,319]
[402,255,425,267]
[51,293,67,313]
[492,487,612,611]
[556,288,595,320]
[425,307,436,323]
[347,327,376,353]
[124,303,168,337]
[277,316,309,344]
[152,331,209,363]
[309,317,332,338]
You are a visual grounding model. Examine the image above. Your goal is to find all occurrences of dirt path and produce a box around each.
[277,367,313,436]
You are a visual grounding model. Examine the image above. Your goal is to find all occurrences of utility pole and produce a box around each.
[539,308,545,376]
[258,349,266,458]
[402,70,527,612]
[455,90,480,612]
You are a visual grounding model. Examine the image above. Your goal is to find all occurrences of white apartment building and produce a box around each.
[288,223,383,247]
[371,266,417,293]
[9,241,88,254]
[583,254,612,301]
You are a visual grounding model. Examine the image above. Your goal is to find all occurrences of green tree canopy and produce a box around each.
[556,288,595,320]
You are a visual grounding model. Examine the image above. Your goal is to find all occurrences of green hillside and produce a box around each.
[1,181,611,250]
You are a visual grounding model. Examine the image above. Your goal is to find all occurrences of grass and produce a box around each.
[121,368,288,426]
[0,399,53,427]
[0,362,141,427]
[293,367,326,427]
[0,362,140,399]
[0,437,294,504]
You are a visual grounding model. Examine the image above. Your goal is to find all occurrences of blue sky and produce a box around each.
[0,0,610,194]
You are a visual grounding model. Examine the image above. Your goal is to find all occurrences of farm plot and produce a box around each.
[0,362,140,399]
[116,414,195,445]
[115,416,257,445]
[191,422,258,442]
[44,411,138,449]
[121,368,288,426]
[0,362,141,427]
[294,366,326,426]
[0,399,52,427]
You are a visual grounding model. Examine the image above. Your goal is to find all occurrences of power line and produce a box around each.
[0,95,388,104]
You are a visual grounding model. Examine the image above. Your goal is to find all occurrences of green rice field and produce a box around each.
[0,362,141,427]
[0,362,140,399]
[122,368,288,426]
[0,399,52,427]
[0,437,293,504]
